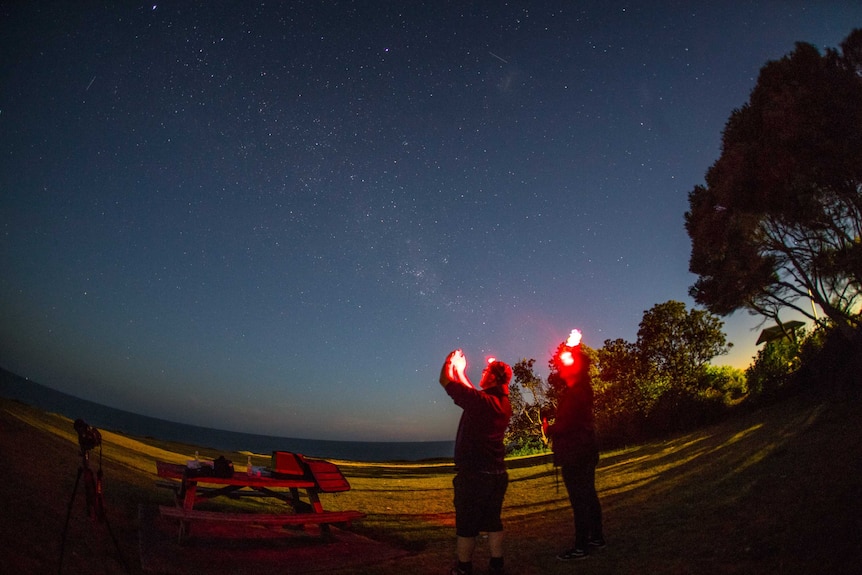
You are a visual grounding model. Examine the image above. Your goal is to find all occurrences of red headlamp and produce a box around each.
[557,329,582,367]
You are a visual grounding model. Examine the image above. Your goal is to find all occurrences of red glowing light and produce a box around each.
[486,356,496,364]
[557,329,582,367]
[450,349,467,376]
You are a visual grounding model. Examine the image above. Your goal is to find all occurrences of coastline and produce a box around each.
[0,368,455,462]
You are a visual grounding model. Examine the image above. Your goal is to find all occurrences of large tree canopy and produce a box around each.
[686,29,862,334]
[635,300,730,391]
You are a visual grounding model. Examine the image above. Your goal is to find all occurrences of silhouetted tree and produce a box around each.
[635,301,731,392]
[593,337,644,444]
[686,29,862,336]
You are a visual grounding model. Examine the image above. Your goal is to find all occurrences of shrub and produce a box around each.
[745,334,803,400]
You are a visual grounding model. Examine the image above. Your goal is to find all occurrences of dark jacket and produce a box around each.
[446,383,512,473]
[548,381,598,466]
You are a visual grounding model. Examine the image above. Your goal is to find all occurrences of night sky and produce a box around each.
[2,2,859,442]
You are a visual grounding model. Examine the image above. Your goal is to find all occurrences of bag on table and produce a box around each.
[185,465,213,478]
[212,455,234,478]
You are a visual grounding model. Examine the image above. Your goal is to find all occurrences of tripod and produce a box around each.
[58,442,129,574]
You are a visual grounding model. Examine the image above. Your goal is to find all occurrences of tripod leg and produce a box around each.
[89,466,130,571]
[83,467,98,520]
[58,466,84,575]
[59,449,129,573]
[99,511,130,573]
[94,469,106,521]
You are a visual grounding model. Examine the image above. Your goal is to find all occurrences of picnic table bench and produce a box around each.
[154,453,364,543]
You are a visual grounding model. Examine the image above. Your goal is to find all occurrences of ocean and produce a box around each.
[0,370,455,462]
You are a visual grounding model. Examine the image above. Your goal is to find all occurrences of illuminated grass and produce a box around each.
[2,393,859,574]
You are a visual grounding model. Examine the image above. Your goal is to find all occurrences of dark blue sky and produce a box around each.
[1,2,858,441]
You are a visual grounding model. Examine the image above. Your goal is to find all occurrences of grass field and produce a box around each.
[1,390,860,574]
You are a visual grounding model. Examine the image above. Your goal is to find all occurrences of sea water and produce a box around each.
[0,372,454,462]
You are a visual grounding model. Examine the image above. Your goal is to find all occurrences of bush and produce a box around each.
[643,387,729,436]
[701,365,748,400]
[792,324,862,397]
[745,335,803,400]
[506,438,549,457]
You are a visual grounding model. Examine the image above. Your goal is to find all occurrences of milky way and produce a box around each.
[1,1,859,441]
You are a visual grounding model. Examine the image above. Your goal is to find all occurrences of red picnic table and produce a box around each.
[155,454,364,543]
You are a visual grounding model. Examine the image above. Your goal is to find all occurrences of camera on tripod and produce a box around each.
[73,419,102,452]
[61,419,127,574]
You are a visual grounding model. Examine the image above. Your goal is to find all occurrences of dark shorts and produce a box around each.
[453,470,509,537]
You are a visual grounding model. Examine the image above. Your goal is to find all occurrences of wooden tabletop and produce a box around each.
[155,460,317,489]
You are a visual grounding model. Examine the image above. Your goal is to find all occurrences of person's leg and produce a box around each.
[456,535,477,562]
[588,494,604,541]
[488,472,507,554]
[562,462,591,550]
[488,529,504,557]
[487,530,505,573]
[484,473,508,573]
[453,472,480,572]
[586,455,604,543]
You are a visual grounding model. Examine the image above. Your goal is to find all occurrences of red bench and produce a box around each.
[158,505,365,542]
[155,453,364,543]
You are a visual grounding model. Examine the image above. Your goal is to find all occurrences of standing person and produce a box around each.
[543,329,605,560]
[439,349,513,575]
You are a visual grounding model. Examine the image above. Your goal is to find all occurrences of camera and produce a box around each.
[74,419,102,452]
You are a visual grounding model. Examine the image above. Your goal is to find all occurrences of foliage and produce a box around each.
[701,364,748,400]
[505,301,736,450]
[685,29,862,336]
[505,358,551,451]
[635,300,731,392]
[745,321,862,405]
[643,386,726,435]
[504,441,549,458]
[601,301,733,440]
[793,322,862,396]
[745,331,806,398]
[593,338,645,445]
[505,32,862,449]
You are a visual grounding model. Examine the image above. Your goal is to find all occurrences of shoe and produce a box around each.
[556,547,588,561]
[588,537,606,548]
